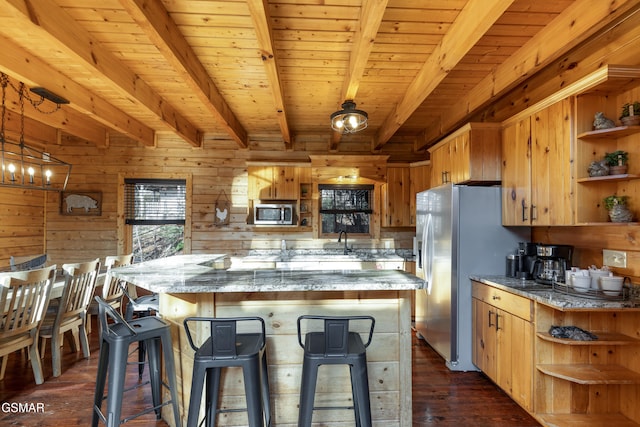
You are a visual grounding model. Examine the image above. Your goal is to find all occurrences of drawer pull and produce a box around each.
[492,294,500,300]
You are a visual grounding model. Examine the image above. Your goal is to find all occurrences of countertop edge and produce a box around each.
[471,275,640,311]
[111,255,424,294]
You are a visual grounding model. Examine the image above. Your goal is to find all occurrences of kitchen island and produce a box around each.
[110,254,423,427]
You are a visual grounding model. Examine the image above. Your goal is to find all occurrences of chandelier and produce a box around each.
[330,100,368,134]
[0,73,71,191]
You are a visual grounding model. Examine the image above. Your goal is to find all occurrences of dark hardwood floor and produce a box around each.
[0,321,540,426]
[411,330,540,426]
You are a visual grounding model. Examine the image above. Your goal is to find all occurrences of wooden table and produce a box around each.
[111,254,423,427]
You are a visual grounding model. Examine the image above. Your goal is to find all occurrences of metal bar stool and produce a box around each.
[119,281,159,379]
[92,296,181,427]
[183,316,271,427]
[296,315,375,427]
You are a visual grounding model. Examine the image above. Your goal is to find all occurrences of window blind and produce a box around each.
[124,178,186,225]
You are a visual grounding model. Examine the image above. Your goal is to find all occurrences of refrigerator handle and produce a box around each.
[422,213,434,294]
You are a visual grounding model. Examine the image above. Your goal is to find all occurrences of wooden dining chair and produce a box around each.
[0,265,56,385]
[39,258,100,377]
[86,254,133,334]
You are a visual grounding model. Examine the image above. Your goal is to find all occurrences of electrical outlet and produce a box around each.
[603,249,627,268]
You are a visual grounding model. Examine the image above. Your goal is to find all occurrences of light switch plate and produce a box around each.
[603,249,627,268]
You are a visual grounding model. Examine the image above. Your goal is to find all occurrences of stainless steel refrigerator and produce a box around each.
[415,183,529,371]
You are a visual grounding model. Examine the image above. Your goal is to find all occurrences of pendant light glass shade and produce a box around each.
[330,100,368,134]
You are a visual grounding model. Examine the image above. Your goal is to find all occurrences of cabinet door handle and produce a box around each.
[488,310,494,328]
[495,313,501,331]
[521,199,528,222]
[531,204,537,221]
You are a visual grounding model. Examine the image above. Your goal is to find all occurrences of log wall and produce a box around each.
[0,136,417,269]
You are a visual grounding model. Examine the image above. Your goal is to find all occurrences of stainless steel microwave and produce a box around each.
[254,203,295,225]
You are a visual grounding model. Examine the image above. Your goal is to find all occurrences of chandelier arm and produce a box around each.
[0,72,71,191]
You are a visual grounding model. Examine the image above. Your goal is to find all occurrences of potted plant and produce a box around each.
[604,150,629,175]
[603,195,633,222]
[620,101,640,126]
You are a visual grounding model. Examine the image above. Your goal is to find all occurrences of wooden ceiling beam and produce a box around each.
[247,0,291,149]
[418,0,640,149]
[330,0,389,151]
[120,0,249,149]
[0,38,154,147]
[373,0,516,151]
[0,0,203,148]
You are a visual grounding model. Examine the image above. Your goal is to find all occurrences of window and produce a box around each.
[124,178,186,262]
[318,184,373,235]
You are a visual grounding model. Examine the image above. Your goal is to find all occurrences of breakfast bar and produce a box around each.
[110,254,423,427]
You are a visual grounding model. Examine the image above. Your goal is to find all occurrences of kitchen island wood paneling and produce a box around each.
[111,255,422,427]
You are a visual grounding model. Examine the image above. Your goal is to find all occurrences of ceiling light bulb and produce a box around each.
[335,119,344,129]
[28,167,34,176]
[8,164,15,173]
[348,114,359,129]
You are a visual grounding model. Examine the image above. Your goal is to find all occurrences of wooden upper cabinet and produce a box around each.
[272,166,299,200]
[502,117,532,225]
[530,99,574,225]
[248,166,275,200]
[248,165,299,200]
[502,98,573,226]
[429,123,501,186]
[429,142,451,186]
[409,162,431,225]
[383,166,412,227]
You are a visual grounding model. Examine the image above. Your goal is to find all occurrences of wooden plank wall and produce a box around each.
[533,226,640,284]
[0,136,418,269]
[0,187,46,268]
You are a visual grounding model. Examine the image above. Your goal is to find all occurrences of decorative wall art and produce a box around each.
[214,190,230,226]
[61,191,102,216]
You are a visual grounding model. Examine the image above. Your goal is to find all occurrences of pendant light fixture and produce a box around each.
[0,73,71,191]
[330,100,368,134]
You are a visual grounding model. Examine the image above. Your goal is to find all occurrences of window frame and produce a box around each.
[117,173,192,256]
[317,184,374,237]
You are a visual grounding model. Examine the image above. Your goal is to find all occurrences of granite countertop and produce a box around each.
[110,254,424,294]
[241,249,407,262]
[472,275,640,310]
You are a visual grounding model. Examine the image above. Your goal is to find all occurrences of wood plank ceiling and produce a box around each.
[0,0,638,159]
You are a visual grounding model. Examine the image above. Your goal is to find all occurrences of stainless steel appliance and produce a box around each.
[531,244,573,284]
[254,202,295,225]
[506,241,537,279]
[415,183,530,371]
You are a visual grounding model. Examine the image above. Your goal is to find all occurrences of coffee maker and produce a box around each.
[506,242,538,279]
[531,244,573,284]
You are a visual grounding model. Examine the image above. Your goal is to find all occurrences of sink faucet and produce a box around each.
[338,230,351,255]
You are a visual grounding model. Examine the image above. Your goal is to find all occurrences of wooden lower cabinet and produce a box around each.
[534,304,640,427]
[473,280,640,426]
[472,281,534,412]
